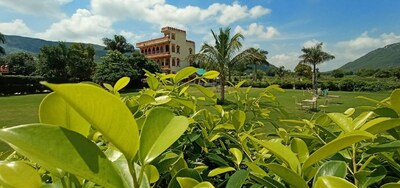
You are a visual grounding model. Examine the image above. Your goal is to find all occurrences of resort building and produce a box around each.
[136,26,195,73]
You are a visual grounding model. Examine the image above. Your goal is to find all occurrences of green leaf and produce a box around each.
[374,107,399,118]
[174,67,197,83]
[352,111,374,130]
[290,138,309,163]
[208,167,235,177]
[381,183,400,188]
[344,108,355,116]
[177,177,200,188]
[248,174,285,188]
[248,135,300,173]
[0,124,126,188]
[366,140,400,154]
[139,108,189,164]
[327,113,353,132]
[193,182,215,188]
[266,164,308,188]
[192,84,216,101]
[152,95,172,105]
[0,161,42,188]
[206,153,229,166]
[355,166,386,188]
[42,82,139,161]
[243,162,268,177]
[226,170,249,188]
[229,148,243,166]
[103,83,114,92]
[114,77,130,92]
[302,131,374,170]
[138,94,156,106]
[168,168,202,188]
[391,89,400,114]
[314,176,356,188]
[146,74,159,90]
[313,161,347,186]
[39,92,90,137]
[360,118,400,134]
[235,80,246,88]
[232,110,246,132]
[202,70,219,79]
[145,164,160,184]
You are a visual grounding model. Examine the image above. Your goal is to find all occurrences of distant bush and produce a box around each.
[0,75,46,95]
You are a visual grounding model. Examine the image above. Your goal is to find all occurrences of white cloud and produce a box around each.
[0,0,71,18]
[234,23,279,40]
[0,19,32,35]
[36,9,114,45]
[119,30,144,43]
[90,0,270,27]
[302,39,321,48]
[270,53,299,70]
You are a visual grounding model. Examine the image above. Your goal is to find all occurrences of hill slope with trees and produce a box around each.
[339,42,400,71]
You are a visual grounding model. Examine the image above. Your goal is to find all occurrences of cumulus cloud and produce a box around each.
[0,0,71,18]
[90,0,270,27]
[234,23,279,40]
[302,39,321,48]
[0,19,32,35]
[270,53,299,70]
[36,9,114,45]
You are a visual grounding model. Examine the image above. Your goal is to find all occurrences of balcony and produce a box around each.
[145,52,171,59]
[161,65,170,71]
[136,36,170,48]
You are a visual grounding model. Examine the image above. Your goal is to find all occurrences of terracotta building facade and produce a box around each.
[136,26,195,73]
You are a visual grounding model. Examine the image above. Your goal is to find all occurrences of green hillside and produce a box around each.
[2,35,107,60]
[339,42,400,71]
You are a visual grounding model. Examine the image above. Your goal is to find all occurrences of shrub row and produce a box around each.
[0,75,47,95]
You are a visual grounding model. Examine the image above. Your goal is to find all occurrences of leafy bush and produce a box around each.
[1,67,400,187]
[0,75,45,95]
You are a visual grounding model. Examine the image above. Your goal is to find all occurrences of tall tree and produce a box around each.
[194,27,244,103]
[102,35,135,53]
[294,63,312,78]
[4,52,36,75]
[239,48,268,81]
[0,32,5,56]
[67,43,96,82]
[299,42,334,96]
[37,43,69,81]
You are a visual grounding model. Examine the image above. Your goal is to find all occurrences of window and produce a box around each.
[177,45,180,54]
[171,33,175,40]
[172,44,175,53]
[177,58,180,67]
[189,48,192,54]
[166,45,169,52]
[156,47,159,54]
[172,58,176,66]
[160,46,164,53]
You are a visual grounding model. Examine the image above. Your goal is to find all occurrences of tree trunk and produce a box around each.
[220,74,225,103]
[313,63,318,96]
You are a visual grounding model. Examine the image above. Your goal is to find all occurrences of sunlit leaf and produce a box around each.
[0,124,126,188]
[168,168,202,188]
[355,166,386,188]
[366,140,400,154]
[193,182,215,188]
[229,148,242,166]
[203,70,219,79]
[235,80,246,88]
[138,94,155,106]
[42,82,139,161]
[390,89,400,114]
[39,92,90,137]
[302,131,374,170]
[314,176,356,188]
[266,164,308,188]
[327,113,353,132]
[312,161,347,186]
[208,167,235,177]
[0,161,42,188]
[191,84,216,102]
[146,74,159,90]
[232,110,246,132]
[381,183,400,188]
[174,67,197,83]
[226,170,249,188]
[360,118,400,134]
[177,177,200,188]
[144,164,159,184]
[139,108,189,164]
[290,138,309,163]
[243,162,268,177]
[114,77,130,92]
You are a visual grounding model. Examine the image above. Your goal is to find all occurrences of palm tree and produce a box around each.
[238,48,268,81]
[102,35,134,53]
[299,42,334,96]
[0,32,5,56]
[195,27,244,103]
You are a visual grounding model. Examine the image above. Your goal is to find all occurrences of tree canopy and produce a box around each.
[102,35,135,54]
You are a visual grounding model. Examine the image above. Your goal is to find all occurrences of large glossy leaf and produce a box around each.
[42,82,139,161]
[327,113,353,132]
[355,166,386,188]
[243,162,268,177]
[208,167,235,177]
[360,118,400,134]
[352,112,374,130]
[290,138,309,163]
[232,110,246,132]
[174,67,197,83]
[314,176,356,188]
[302,131,374,170]
[0,161,42,188]
[144,164,159,184]
[312,161,347,186]
[113,77,130,92]
[229,148,243,166]
[39,92,90,137]
[266,164,308,188]
[391,89,400,114]
[203,70,219,79]
[226,170,249,188]
[374,107,399,118]
[139,108,189,164]
[177,177,200,188]
[366,140,400,154]
[193,182,215,188]
[382,183,400,188]
[168,168,202,188]
[0,124,126,188]
[248,135,300,173]
[146,73,159,90]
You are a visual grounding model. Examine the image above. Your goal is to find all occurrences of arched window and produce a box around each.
[152,47,155,54]
[160,46,164,53]
[177,45,180,54]
[172,44,175,53]
[165,45,169,52]
[177,58,180,67]
[172,58,176,66]
[156,47,159,54]
[189,48,192,54]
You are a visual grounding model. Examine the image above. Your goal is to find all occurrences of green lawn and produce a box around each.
[0,88,391,128]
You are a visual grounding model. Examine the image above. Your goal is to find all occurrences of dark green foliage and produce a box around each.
[340,42,400,71]
[1,52,36,75]
[331,69,345,78]
[374,69,392,78]
[67,43,96,82]
[102,35,134,54]
[0,75,45,95]
[93,51,139,85]
[295,63,312,78]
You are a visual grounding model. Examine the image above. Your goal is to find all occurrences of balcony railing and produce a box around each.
[136,36,170,47]
[145,52,171,58]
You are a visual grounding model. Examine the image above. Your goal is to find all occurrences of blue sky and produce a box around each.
[1,0,400,71]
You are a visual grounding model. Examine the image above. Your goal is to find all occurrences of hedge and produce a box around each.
[0,75,46,95]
